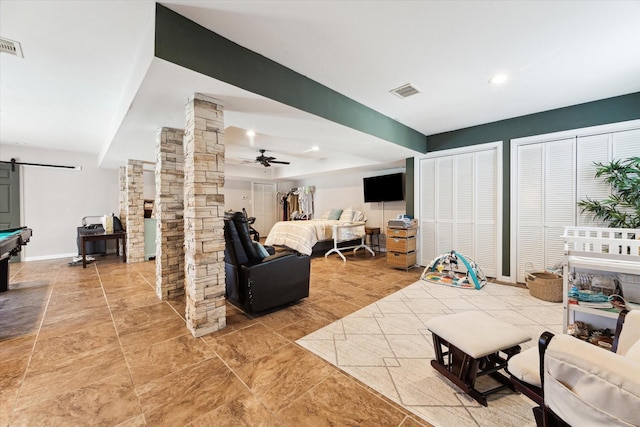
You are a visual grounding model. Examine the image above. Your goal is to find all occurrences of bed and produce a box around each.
[264,208,368,256]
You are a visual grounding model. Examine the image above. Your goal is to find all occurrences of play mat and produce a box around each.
[421,250,487,290]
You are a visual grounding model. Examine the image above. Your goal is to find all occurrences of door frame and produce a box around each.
[0,162,22,260]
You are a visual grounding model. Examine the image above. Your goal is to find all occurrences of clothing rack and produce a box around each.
[277,186,315,221]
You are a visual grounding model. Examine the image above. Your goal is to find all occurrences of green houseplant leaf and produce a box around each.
[577,157,640,228]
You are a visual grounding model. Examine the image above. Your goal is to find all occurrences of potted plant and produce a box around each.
[578,156,640,228]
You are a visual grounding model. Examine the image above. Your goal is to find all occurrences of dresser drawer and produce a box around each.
[387,251,416,268]
[386,235,416,253]
[386,227,417,238]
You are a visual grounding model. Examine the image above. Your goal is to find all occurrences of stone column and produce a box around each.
[155,127,185,300]
[126,160,145,263]
[118,166,127,228]
[183,93,226,337]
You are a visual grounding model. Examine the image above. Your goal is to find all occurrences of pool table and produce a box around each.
[0,227,33,292]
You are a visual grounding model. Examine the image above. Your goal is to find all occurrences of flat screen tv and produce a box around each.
[363,173,404,203]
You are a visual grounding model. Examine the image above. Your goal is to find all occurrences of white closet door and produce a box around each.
[516,143,545,282]
[513,121,640,283]
[474,149,497,278]
[436,157,454,256]
[453,153,474,256]
[544,139,575,271]
[419,144,499,276]
[516,138,574,282]
[251,182,277,237]
[420,158,437,264]
[613,128,640,158]
[576,133,611,226]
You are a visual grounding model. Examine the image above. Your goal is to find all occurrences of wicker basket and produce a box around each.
[525,272,563,302]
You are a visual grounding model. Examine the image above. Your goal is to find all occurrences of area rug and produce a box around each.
[297,279,564,427]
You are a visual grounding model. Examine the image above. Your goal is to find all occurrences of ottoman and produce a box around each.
[426,311,531,406]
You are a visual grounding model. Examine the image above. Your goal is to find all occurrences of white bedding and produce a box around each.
[264,220,354,255]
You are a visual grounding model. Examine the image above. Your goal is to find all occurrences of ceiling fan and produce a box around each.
[255,149,290,167]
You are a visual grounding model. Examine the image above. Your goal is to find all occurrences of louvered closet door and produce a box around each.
[420,158,437,264]
[515,139,575,282]
[474,149,497,278]
[437,157,454,256]
[613,128,640,158]
[251,182,277,237]
[419,145,498,277]
[577,133,611,226]
[517,143,544,282]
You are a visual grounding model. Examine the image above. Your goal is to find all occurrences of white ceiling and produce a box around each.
[1,1,639,179]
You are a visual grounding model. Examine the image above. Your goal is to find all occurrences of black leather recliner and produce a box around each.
[223,212,310,313]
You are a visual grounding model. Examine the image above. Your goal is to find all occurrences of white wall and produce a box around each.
[296,168,406,230]
[1,145,119,260]
[143,169,155,200]
[224,179,252,212]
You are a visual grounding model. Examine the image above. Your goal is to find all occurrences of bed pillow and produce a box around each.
[339,207,355,222]
[328,208,343,220]
[321,210,332,220]
[252,241,270,259]
[353,210,367,222]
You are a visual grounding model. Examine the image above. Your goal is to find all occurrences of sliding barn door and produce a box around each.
[419,144,499,278]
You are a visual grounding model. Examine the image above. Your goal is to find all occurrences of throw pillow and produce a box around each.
[352,210,367,222]
[339,207,355,222]
[328,208,343,220]
[253,241,270,259]
[321,210,331,220]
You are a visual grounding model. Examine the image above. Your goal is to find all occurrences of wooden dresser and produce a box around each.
[386,226,417,269]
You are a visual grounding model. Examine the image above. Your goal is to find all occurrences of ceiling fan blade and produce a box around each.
[268,160,290,164]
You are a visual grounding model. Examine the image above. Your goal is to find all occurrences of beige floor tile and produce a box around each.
[125,333,214,387]
[138,357,250,426]
[10,372,140,426]
[278,372,407,427]
[235,343,337,413]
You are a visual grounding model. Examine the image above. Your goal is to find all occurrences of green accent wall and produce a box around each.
[426,92,640,276]
[154,4,426,154]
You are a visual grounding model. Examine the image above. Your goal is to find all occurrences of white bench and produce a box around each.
[426,311,531,406]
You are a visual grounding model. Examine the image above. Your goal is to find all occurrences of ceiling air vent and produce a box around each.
[390,83,421,99]
[0,38,24,58]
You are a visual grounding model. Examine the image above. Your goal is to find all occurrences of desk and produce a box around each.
[81,231,127,268]
[0,227,32,292]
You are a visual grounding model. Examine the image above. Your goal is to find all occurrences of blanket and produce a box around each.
[265,220,342,255]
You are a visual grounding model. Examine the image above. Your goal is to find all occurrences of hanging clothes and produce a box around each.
[287,192,299,219]
[296,187,314,217]
[277,192,289,221]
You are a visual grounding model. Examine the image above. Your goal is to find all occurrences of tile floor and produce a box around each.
[298,280,565,427]
[1,250,432,426]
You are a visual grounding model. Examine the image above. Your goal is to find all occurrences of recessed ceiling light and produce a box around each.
[246,130,256,137]
[489,74,509,85]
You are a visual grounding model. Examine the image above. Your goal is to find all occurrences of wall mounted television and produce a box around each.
[363,172,404,203]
